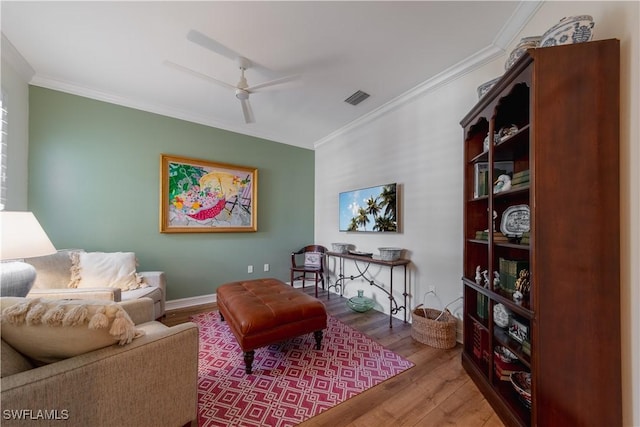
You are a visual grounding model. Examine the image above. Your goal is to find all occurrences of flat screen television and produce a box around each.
[339,183,397,232]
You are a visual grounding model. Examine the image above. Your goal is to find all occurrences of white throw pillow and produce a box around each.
[69,252,146,291]
[0,297,143,364]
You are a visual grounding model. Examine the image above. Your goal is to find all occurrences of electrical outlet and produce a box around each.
[264,263,270,272]
[247,265,253,274]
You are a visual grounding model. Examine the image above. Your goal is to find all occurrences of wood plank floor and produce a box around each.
[162,286,504,427]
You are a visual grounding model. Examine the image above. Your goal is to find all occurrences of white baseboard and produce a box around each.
[165,293,216,311]
[164,281,337,311]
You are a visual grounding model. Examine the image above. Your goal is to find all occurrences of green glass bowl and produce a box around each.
[347,295,375,313]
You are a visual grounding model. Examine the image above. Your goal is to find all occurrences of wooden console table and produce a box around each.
[327,251,410,328]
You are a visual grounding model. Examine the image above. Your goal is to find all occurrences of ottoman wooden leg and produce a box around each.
[244,350,255,374]
[220,312,225,321]
[313,330,323,350]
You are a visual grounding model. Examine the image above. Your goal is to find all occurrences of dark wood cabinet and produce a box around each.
[460,39,621,427]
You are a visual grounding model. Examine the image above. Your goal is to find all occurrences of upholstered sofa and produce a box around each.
[0,297,198,427]
[23,249,166,319]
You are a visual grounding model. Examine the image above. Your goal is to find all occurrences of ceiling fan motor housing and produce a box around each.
[235,89,250,100]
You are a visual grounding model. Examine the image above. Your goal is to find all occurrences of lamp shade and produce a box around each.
[0,211,57,260]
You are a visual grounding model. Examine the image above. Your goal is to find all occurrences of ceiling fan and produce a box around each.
[165,30,299,124]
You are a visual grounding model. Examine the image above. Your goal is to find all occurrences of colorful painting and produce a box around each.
[160,154,257,233]
[339,183,397,232]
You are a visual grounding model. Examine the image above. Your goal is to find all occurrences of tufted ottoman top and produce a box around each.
[216,278,327,351]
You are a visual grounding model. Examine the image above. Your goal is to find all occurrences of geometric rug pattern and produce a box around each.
[190,312,414,427]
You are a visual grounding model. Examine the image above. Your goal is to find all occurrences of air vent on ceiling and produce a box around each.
[344,90,370,106]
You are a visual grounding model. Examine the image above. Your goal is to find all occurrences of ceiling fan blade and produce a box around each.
[246,74,300,92]
[163,60,236,91]
[240,98,255,124]
[186,30,240,62]
[187,29,277,79]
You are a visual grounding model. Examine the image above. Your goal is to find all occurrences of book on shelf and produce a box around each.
[499,257,529,293]
[511,170,530,189]
[510,182,530,190]
[512,169,530,179]
[494,358,524,381]
[472,323,490,362]
[477,293,489,319]
[493,232,509,242]
[511,176,530,185]
[474,231,509,241]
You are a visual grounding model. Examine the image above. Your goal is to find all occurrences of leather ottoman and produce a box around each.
[216,278,327,374]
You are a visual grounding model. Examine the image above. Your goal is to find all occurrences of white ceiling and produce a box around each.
[1,1,538,149]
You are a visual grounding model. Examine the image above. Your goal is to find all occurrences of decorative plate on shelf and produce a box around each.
[494,346,518,363]
[510,371,532,408]
[500,205,530,237]
[540,15,594,47]
[493,303,510,328]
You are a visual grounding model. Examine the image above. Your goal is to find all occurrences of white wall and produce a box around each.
[1,34,33,211]
[315,1,639,425]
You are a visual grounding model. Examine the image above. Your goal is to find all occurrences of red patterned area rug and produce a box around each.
[191,311,414,427]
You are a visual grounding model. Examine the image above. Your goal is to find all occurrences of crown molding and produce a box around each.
[493,1,543,49]
[313,43,504,148]
[14,1,542,152]
[28,74,290,146]
[313,1,542,149]
[1,33,35,82]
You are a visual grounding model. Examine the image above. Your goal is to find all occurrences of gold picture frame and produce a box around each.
[160,154,257,233]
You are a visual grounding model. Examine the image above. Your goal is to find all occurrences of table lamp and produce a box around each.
[0,211,57,297]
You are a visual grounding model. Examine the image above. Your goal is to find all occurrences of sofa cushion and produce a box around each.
[1,339,35,377]
[70,252,147,291]
[24,249,83,290]
[121,286,162,302]
[0,297,143,364]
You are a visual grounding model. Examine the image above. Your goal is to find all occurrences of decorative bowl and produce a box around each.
[331,243,350,254]
[477,76,502,99]
[483,132,500,151]
[493,303,510,329]
[540,15,594,48]
[378,247,402,261]
[494,345,518,363]
[510,371,532,408]
[505,36,541,70]
[498,124,519,141]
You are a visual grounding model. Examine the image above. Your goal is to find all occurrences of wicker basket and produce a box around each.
[411,304,457,349]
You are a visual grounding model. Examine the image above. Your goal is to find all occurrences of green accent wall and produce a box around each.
[28,87,314,300]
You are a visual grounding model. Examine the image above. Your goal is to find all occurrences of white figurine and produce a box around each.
[481,269,489,288]
[494,174,512,193]
[475,266,482,285]
[493,271,500,289]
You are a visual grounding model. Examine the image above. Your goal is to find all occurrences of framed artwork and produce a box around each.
[339,183,398,232]
[160,154,257,233]
[508,316,529,344]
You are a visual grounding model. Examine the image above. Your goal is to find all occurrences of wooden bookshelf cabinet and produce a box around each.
[460,39,621,427]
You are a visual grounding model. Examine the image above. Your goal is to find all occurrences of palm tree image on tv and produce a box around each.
[339,184,397,232]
